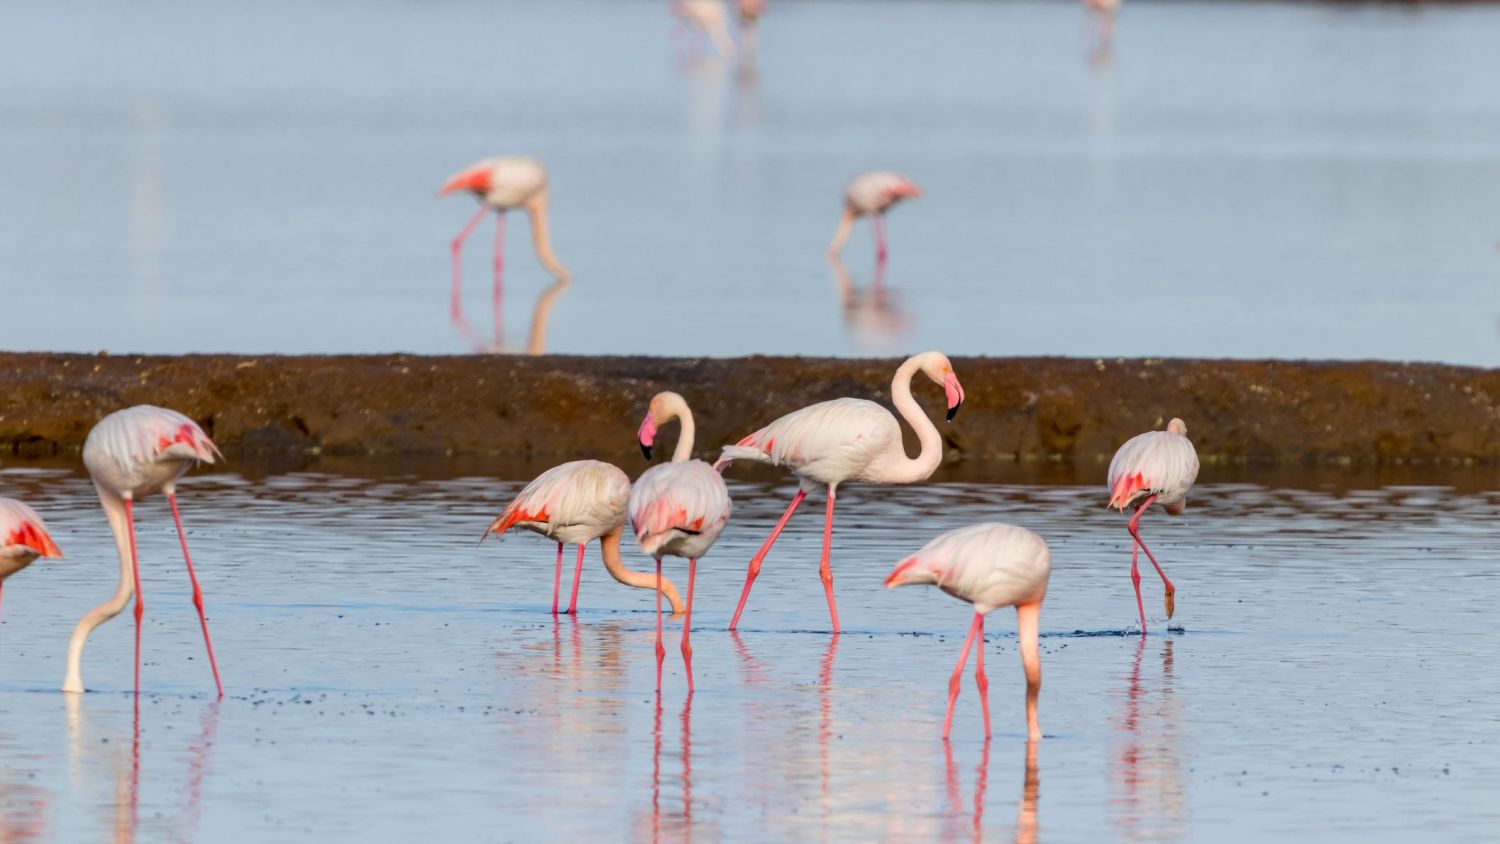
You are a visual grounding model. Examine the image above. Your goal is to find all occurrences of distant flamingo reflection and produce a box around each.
[829,256,912,352]
[1112,638,1186,841]
[452,277,571,355]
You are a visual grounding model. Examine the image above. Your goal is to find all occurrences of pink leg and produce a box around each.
[491,212,506,349]
[1128,494,1176,620]
[566,544,585,614]
[167,493,223,698]
[124,498,143,696]
[551,542,563,615]
[873,212,889,266]
[943,613,983,740]
[682,558,697,693]
[975,613,990,738]
[450,206,488,321]
[729,489,807,630]
[655,557,666,693]
[819,488,841,634]
[1129,540,1146,634]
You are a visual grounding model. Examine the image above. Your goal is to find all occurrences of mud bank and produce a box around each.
[0,353,1496,471]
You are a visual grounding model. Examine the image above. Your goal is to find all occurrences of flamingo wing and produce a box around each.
[487,460,629,538]
[1107,431,1200,510]
[0,499,63,559]
[628,461,732,556]
[88,405,221,472]
[717,398,898,481]
[885,523,1049,612]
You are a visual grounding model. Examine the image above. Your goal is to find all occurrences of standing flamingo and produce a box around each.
[885,523,1051,740]
[63,405,223,696]
[1107,417,1199,634]
[482,460,684,616]
[715,351,964,633]
[1085,0,1121,60]
[0,498,64,614]
[437,156,571,347]
[631,391,732,693]
[826,172,922,267]
[670,1,735,58]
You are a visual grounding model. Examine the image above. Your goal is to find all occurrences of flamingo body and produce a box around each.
[439,156,548,210]
[1107,418,1198,632]
[0,499,62,581]
[488,460,629,546]
[886,523,1051,739]
[843,171,922,217]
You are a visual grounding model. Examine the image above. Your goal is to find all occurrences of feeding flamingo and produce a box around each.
[670,1,735,58]
[482,460,684,616]
[437,156,571,347]
[715,351,964,633]
[631,391,732,692]
[885,523,1051,740]
[0,498,64,614]
[1107,417,1199,634]
[826,172,922,267]
[63,405,224,696]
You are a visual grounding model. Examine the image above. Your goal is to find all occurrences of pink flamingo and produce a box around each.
[1085,0,1120,60]
[884,523,1051,740]
[482,460,684,616]
[715,351,965,633]
[63,405,224,697]
[0,499,64,614]
[437,156,571,346]
[631,391,733,692]
[1107,417,1199,634]
[826,172,922,267]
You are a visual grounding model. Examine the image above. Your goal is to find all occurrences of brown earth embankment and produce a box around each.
[0,353,1496,469]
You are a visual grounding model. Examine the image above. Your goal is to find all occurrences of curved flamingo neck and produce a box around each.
[877,355,944,484]
[63,486,135,693]
[663,398,696,463]
[525,192,571,284]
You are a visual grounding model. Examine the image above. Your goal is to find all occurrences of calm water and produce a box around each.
[4,0,1500,363]
[0,465,1495,841]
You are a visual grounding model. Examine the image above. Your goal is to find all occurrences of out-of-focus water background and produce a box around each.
[3,0,1499,362]
[0,466,1497,842]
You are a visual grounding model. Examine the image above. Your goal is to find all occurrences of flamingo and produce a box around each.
[826,172,922,267]
[670,1,735,58]
[482,460,684,616]
[631,391,733,692]
[0,498,64,614]
[1085,0,1120,62]
[715,351,964,633]
[437,156,571,347]
[1107,417,1199,634]
[884,523,1051,740]
[63,405,223,697]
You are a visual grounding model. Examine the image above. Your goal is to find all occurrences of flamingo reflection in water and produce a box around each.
[943,740,1039,843]
[452,275,572,355]
[829,256,912,353]
[1112,637,1187,841]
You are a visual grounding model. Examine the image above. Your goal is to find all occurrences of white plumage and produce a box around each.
[885,523,1051,615]
[442,156,549,210]
[843,171,921,216]
[487,460,629,546]
[629,460,732,560]
[81,405,220,498]
[0,498,63,581]
[718,398,903,490]
[1107,418,1199,513]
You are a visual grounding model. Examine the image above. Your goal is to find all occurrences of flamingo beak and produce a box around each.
[638,414,657,461]
[437,166,492,198]
[943,373,965,421]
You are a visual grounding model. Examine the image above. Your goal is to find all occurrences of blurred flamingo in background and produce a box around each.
[826,172,922,267]
[63,405,224,697]
[715,351,964,633]
[438,156,572,348]
[632,391,732,692]
[885,523,1051,740]
[1107,417,1199,634]
[670,1,735,58]
[483,460,684,616]
[1085,0,1120,62]
[0,498,63,616]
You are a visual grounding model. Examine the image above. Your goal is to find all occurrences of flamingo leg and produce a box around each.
[655,557,665,693]
[682,558,697,693]
[1128,494,1176,620]
[124,498,142,696]
[450,206,488,322]
[728,489,806,630]
[819,488,841,634]
[551,541,563,615]
[167,493,223,698]
[1129,539,1146,633]
[0,581,4,619]
[872,211,889,266]
[492,211,506,349]
[943,613,982,740]
[975,613,990,738]
[566,544,585,615]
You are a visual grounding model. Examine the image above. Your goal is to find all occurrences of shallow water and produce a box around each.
[0,465,1495,841]
[5,0,1500,363]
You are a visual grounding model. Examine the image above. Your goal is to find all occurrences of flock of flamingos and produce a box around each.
[0,358,1196,743]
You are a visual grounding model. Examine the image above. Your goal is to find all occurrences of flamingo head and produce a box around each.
[639,391,689,460]
[638,410,658,460]
[916,351,965,421]
[437,163,493,198]
[1167,418,1188,436]
[886,180,923,204]
[739,0,766,22]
